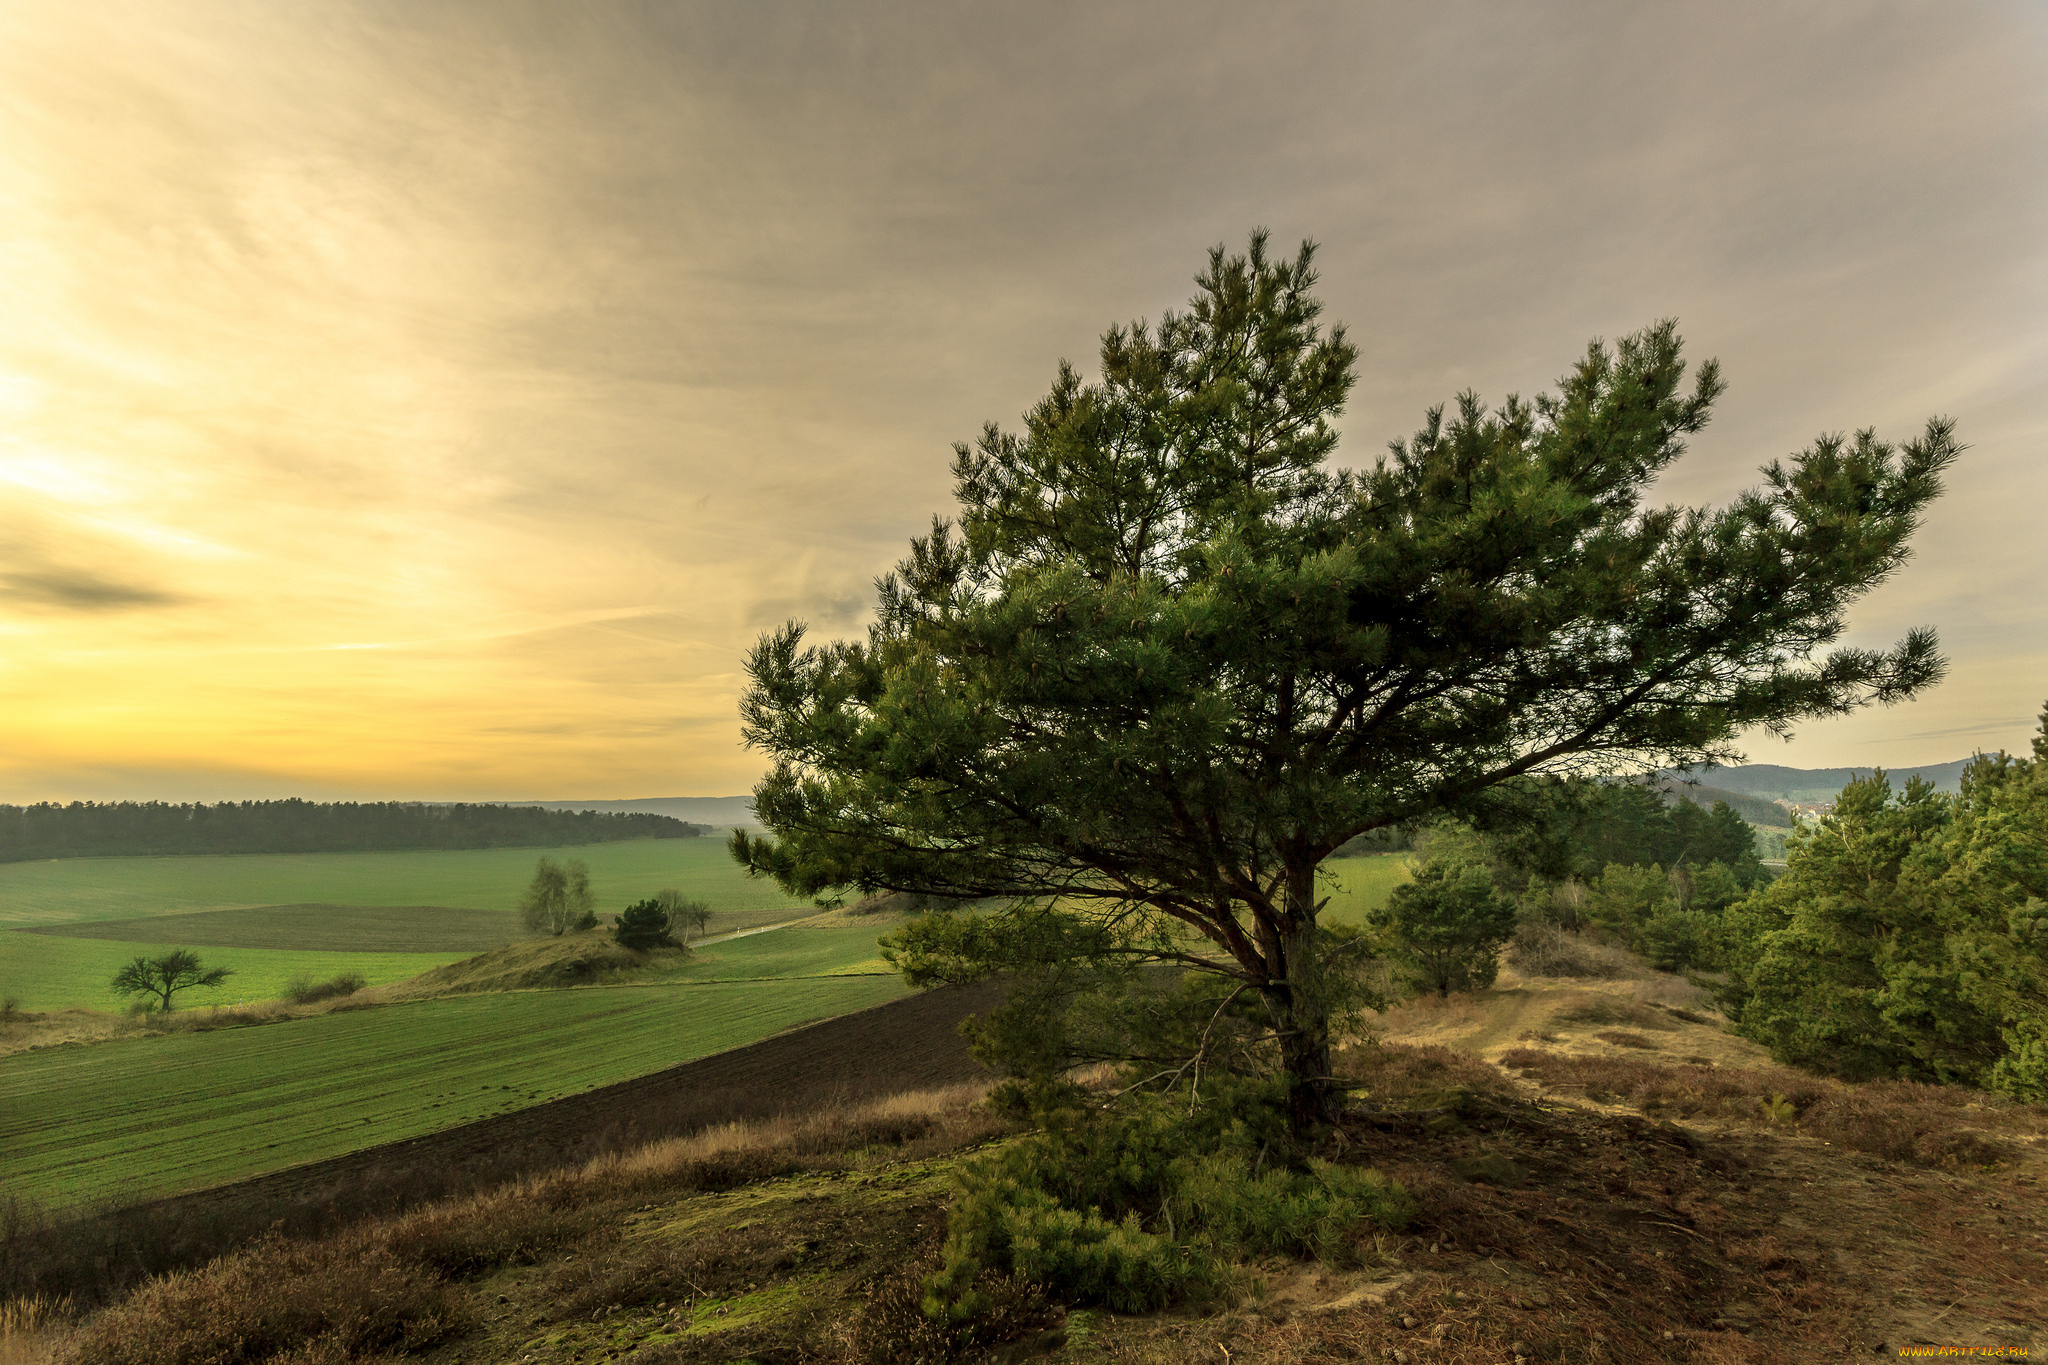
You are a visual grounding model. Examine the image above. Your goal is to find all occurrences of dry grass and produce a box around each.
[0,1297,69,1365]
[0,1010,131,1058]
[1550,997,1678,1032]
[56,1238,464,1365]
[40,1083,1007,1365]
[1335,1040,1516,1103]
[1497,1046,2036,1167]
[1593,1029,1660,1049]
[1505,922,1637,979]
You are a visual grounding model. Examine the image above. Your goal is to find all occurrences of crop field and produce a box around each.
[0,932,471,1013]
[1,972,908,1210]
[3,901,883,1014]
[0,839,818,1010]
[0,837,793,929]
[1317,853,1412,925]
[679,920,897,979]
[18,902,525,952]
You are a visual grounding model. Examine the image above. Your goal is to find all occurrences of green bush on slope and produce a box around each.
[1720,707,2048,1100]
[922,1079,1412,1325]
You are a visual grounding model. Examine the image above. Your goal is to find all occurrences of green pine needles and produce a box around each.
[923,1080,1413,1323]
[733,230,1958,1132]
[1373,857,1517,998]
[1720,706,2048,1100]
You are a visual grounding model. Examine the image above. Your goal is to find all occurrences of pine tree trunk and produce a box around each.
[1276,860,1337,1137]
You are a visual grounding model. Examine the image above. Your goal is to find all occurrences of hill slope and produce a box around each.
[26,960,2044,1361]
[1652,776,1792,828]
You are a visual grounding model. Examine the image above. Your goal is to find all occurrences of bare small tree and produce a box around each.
[654,888,713,943]
[111,949,232,1012]
[519,856,595,935]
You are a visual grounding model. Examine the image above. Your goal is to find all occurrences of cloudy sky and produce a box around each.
[1,1,2042,802]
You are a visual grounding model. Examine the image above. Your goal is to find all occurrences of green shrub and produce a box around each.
[1373,856,1517,998]
[1586,863,1673,944]
[610,897,679,950]
[1636,907,1724,972]
[281,972,367,1005]
[924,1082,1411,1322]
[1719,773,2008,1087]
[1176,1151,1412,1261]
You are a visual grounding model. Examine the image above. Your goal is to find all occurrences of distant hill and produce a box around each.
[511,796,759,828]
[1672,757,1979,806]
[1652,778,1793,829]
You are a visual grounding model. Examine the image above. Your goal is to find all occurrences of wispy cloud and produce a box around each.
[0,0,2040,800]
[0,566,181,612]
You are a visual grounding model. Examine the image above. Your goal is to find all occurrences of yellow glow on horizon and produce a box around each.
[1,3,2042,802]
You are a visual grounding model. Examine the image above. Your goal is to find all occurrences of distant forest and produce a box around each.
[0,800,708,863]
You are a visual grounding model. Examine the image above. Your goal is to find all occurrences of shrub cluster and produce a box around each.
[1503,921,1633,979]
[1717,727,2048,1100]
[282,972,366,1005]
[923,1080,1412,1329]
[55,1234,465,1365]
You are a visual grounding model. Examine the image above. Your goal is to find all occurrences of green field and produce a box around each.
[18,902,523,952]
[0,974,907,1210]
[0,932,470,1013]
[0,841,1400,1212]
[2,908,889,1013]
[0,838,792,929]
[1317,853,1412,926]
[674,921,896,979]
[0,839,815,1011]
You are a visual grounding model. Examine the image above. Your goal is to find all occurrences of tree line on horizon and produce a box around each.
[0,799,707,863]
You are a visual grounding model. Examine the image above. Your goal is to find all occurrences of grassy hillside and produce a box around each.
[29,972,2045,1362]
[0,932,469,1013]
[386,918,897,999]
[1,971,907,1210]
[0,837,794,929]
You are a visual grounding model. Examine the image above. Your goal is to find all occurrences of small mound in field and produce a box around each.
[389,932,688,996]
[1595,1029,1659,1049]
[1552,997,1676,1031]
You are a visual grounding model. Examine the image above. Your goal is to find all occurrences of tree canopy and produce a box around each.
[612,897,682,950]
[1374,857,1516,999]
[1722,708,2048,1098]
[733,232,1957,1131]
[110,949,232,1012]
[519,856,595,937]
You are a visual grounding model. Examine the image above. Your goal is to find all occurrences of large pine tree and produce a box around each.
[733,233,1956,1132]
